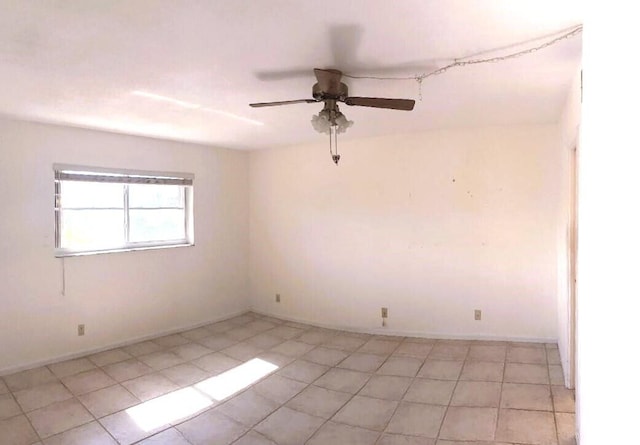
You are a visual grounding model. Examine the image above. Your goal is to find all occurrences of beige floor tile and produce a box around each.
[191,352,241,374]
[42,421,116,445]
[323,334,368,351]
[226,430,278,445]
[0,414,40,445]
[436,441,500,445]
[297,329,337,345]
[181,327,215,341]
[4,367,58,392]
[314,368,371,393]
[552,385,575,413]
[88,349,132,367]
[170,343,213,361]
[428,344,469,361]
[245,334,284,350]
[254,351,295,368]
[418,360,463,380]
[439,406,498,441]
[495,409,557,445]
[226,327,258,341]
[393,342,433,358]
[501,383,553,411]
[303,346,349,366]
[504,363,549,384]
[269,340,315,357]
[307,421,380,445]
[278,359,329,383]
[176,410,247,445]
[507,347,548,364]
[221,342,264,361]
[377,357,423,377]
[0,379,7,395]
[122,373,178,401]
[160,363,209,387]
[546,348,562,365]
[358,339,400,355]
[102,358,152,382]
[47,358,96,379]
[122,341,162,357]
[403,336,437,345]
[358,375,412,401]
[245,320,278,333]
[252,374,307,404]
[467,345,507,362]
[152,334,190,348]
[138,427,192,445]
[0,394,22,420]
[404,378,456,405]
[338,353,387,372]
[78,384,139,418]
[100,409,166,445]
[27,398,93,438]
[62,368,116,395]
[269,325,305,340]
[509,341,545,349]
[459,361,504,382]
[137,351,184,370]
[556,412,576,445]
[254,406,324,445]
[286,385,351,418]
[549,365,565,385]
[386,402,446,437]
[378,433,436,444]
[333,395,397,431]
[196,334,237,351]
[217,389,280,426]
[13,381,73,412]
[450,381,501,407]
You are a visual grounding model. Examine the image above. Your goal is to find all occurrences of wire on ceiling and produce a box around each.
[322,24,583,100]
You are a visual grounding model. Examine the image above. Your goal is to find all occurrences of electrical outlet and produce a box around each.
[381,307,388,318]
[77,324,85,336]
[474,309,482,321]
[275,294,281,303]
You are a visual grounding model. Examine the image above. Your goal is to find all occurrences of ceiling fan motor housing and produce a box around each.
[312,82,349,101]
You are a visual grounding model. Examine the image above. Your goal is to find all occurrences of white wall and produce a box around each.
[574,12,640,443]
[249,125,562,341]
[0,118,249,374]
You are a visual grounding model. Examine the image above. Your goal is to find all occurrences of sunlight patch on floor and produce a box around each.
[195,358,279,401]
[126,358,278,431]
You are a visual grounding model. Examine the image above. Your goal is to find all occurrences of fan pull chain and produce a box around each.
[330,126,340,165]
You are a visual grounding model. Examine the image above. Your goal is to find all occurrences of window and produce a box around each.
[54,165,194,256]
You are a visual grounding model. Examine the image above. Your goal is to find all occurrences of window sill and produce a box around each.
[54,242,195,258]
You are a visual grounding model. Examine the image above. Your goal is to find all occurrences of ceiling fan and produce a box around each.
[249,68,415,165]
[249,68,415,111]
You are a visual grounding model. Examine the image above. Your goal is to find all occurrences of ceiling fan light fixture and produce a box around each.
[311,106,353,135]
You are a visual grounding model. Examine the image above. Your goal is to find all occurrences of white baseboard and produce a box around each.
[251,308,557,344]
[0,308,249,376]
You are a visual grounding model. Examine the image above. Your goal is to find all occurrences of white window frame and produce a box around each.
[54,164,194,257]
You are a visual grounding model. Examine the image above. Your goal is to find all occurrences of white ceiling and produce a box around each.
[0,0,581,150]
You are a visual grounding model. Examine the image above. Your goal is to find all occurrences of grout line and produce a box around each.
[546,343,562,445]
[495,345,508,442]
[432,345,471,442]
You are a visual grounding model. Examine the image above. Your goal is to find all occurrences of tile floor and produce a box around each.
[0,312,576,445]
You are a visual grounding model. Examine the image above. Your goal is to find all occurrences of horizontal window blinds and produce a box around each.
[53,164,194,186]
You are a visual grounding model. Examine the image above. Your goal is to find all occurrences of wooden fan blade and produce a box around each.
[314,68,343,94]
[344,97,415,110]
[250,99,317,108]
